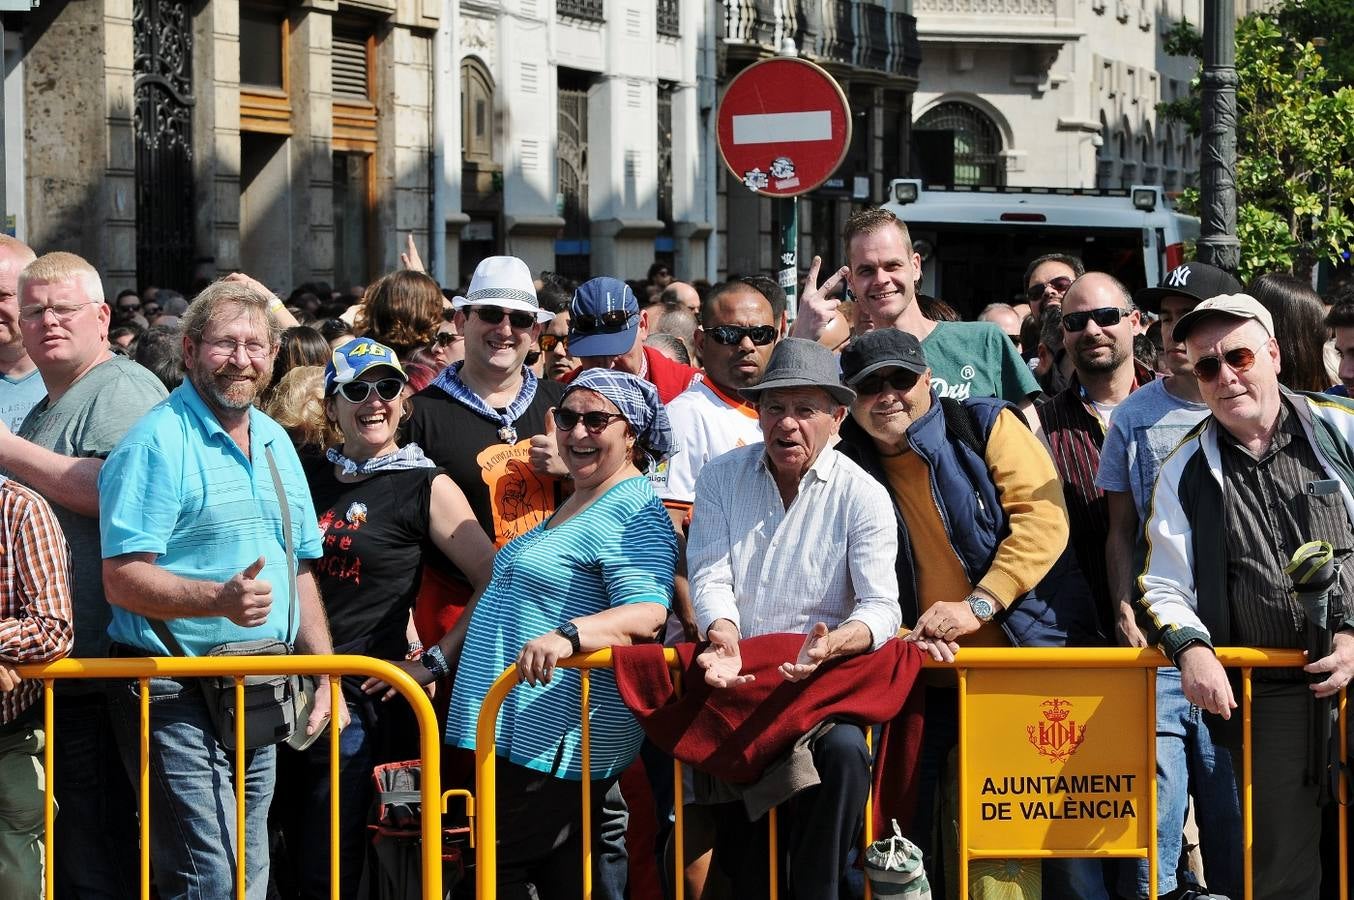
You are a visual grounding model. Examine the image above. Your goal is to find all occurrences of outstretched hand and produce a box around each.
[697,621,753,689]
[789,255,849,341]
[779,621,832,682]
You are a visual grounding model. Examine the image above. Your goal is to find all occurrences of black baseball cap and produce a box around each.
[840,328,929,387]
[1135,262,1242,313]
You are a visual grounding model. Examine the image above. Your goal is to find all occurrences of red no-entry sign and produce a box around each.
[716,57,852,198]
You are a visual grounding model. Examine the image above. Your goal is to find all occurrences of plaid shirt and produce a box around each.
[0,476,74,724]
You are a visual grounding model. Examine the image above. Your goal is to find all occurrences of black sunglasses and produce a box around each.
[337,377,405,403]
[472,306,537,329]
[552,408,626,433]
[1192,345,1261,382]
[1062,307,1128,332]
[433,332,461,347]
[538,334,568,353]
[705,325,777,347]
[853,369,922,396]
[571,310,637,333]
[1027,276,1074,302]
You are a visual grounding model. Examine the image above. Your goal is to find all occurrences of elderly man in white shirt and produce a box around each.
[687,337,901,899]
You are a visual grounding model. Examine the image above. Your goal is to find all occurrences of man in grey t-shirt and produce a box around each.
[0,236,45,432]
[0,251,167,899]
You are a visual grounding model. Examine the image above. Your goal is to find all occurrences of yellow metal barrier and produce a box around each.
[473,645,1350,900]
[15,655,443,900]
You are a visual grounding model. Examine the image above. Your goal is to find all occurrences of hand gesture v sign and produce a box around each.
[789,255,850,341]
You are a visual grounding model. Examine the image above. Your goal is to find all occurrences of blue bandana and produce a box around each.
[430,361,539,444]
[326,443,436,477]
[562,369,673,462]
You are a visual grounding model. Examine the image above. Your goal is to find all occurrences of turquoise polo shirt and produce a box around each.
[100,380,323,656]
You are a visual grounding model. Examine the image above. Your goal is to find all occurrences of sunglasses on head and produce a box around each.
[571,310,637,333]
[471,306,537,329]
[1027,276,1074,302]
[705,325,777,346]
[1192,345,1262,382]
[433,332,461,347]
[552,408,626,433]
[1062,307,1128,332]
[538,333,568,353]
[337,377,405,403]
[853,369,922,396]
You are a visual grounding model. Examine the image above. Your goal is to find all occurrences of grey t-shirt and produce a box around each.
[0,367,48,433]
[1094,377,1209,522]
[15,355,168,656]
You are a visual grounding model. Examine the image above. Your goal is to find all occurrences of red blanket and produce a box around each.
[612,633,925,836]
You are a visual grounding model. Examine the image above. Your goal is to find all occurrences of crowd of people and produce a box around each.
[0,212,1352,900]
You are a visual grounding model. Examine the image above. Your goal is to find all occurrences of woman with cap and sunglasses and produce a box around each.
[370,368,678,898]
[273,337,496,899]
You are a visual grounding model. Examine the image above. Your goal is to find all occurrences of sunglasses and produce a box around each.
[552,408,626,433]
[538,334,568,353]
[337,377,405,403]
[705,325,777,346]
[1061,307,1128,332]
[571,310,637,333]
[471,306,537,329]
[1192,345,1262,382]
[433,332,462,347]
[1027,276,1074,302]
[853,369,922,396]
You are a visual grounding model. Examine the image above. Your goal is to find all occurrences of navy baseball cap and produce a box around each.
[568,277,640,358]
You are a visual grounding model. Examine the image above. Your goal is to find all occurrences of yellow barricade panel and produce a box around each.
[964,667,1151,856]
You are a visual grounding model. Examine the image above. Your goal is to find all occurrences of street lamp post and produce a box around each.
[1197,0,1241,273]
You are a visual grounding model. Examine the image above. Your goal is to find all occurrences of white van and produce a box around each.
[880,179,1200,318]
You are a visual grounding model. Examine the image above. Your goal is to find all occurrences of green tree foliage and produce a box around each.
[1160,4,1354,281]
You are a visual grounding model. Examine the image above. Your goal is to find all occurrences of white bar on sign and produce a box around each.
[732,111,832,145]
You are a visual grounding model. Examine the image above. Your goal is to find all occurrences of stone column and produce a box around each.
[194,0,242,280]
[290,4,335,287]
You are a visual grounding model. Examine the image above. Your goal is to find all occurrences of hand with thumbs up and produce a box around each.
[217,557,273,628]
[529,407,570,478]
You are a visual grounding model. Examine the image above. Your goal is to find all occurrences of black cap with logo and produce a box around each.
[1134,262,1242,313]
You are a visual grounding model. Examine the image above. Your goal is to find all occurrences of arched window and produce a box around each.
[460,57,495,165]
[914,101,1004,187]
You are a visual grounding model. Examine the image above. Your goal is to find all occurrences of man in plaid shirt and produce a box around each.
[0,473,73,899]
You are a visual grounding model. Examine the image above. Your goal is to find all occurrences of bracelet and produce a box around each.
[420,644,451,678]
[405,642,424,661]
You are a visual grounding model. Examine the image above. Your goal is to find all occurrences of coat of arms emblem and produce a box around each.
[1026,698,1086,764]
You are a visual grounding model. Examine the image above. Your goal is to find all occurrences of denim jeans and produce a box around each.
[1118,667,1242,898]
[110,674,277,900]
[596,779,629,900]
[51,687,139,898]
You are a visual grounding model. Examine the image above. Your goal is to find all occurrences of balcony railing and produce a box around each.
[724,1,922,78]
[557,0,604,23]
[658,0,681,36]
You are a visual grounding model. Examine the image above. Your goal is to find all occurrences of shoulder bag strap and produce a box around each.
[265,444,300,647]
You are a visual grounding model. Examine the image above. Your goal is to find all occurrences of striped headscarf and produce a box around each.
[562,369,674,463]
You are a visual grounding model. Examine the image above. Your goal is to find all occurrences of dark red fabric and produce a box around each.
[612,634,926,837]
[559,345,701,404]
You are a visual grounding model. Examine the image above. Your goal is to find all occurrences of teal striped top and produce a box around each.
[446,476,677,780]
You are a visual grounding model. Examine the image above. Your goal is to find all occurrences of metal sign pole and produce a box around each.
[779,197,798,320]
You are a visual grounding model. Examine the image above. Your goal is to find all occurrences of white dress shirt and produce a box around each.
[688,442,901,649]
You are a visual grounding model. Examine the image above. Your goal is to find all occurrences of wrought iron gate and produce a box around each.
[556,86,590,281]
[133,0,196,293]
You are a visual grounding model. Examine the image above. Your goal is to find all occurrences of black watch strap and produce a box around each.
[555,622,581,655]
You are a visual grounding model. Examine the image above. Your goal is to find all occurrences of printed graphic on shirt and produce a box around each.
[932,364,978,401]
[477,438,556,546]
[316,505,367,584]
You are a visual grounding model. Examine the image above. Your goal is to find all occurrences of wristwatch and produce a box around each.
[420,643,450,678]
[965,594,997,623]
[555,621,582,656]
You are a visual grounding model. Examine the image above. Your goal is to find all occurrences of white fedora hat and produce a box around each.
[452,256,555,323]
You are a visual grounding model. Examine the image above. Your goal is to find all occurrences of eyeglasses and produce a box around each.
[704,325,777,346]
[19,301,100,323]
[433,332,462,347]
[471,306,537,329]
[116,304,140,313]
[853,369,922,396]
[552,408,627,433]
[571,310,637,333]
[1026,276,1074,302]
[1192,345,1263,382]
[206,338,272,359]
[538,334,568,353]
[337,377,405,403]
[1061,307,1128,332]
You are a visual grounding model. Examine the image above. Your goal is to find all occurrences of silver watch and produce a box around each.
[966,594,996,623]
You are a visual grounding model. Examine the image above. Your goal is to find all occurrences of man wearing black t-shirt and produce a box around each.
[405,256,565,545]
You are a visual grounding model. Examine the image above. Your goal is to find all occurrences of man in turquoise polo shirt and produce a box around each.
[99,279,342,900]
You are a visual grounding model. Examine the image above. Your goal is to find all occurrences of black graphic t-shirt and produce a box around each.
[404,378,565,548]
[304,461,439,656]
